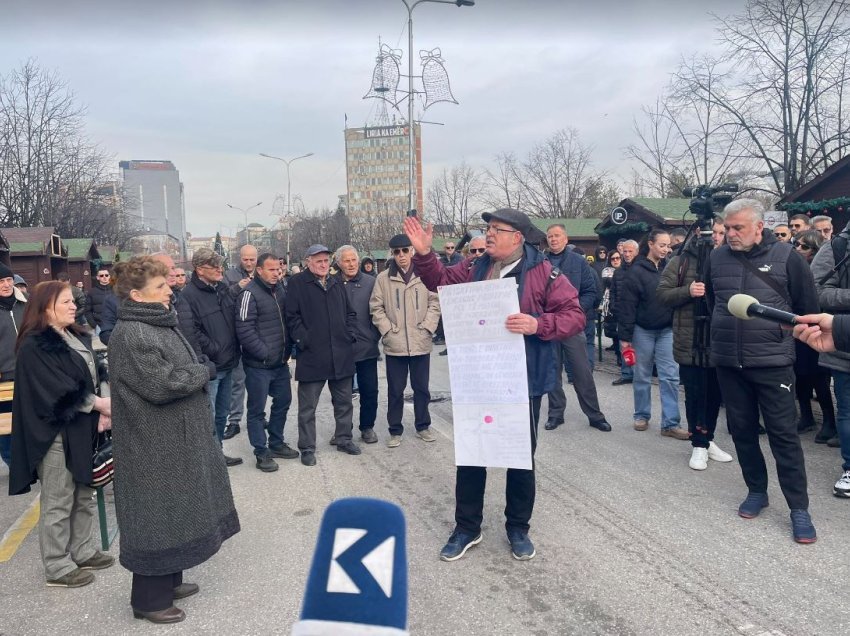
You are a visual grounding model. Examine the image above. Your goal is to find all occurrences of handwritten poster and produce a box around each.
[438,278,531,470]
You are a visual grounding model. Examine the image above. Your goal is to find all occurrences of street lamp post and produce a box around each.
[400,0,474,213]
[226,201,263,245]
[259,152,314,263]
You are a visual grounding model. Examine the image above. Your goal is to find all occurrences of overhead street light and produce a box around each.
[226,201,263,231]
[258,152,314,263]
[400,0,474,213]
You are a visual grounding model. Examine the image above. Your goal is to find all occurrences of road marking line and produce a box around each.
[0,497,40,563]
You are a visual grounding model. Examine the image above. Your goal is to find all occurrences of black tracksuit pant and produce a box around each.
[455,397,542,536]
[716,366,809,510]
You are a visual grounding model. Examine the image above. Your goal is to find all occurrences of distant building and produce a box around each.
[125,231,183,262]
[236,223,274,253]
[344,123,422,233]
[120,160,188,257]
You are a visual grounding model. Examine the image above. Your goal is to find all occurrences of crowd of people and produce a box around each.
[2,200,849,622]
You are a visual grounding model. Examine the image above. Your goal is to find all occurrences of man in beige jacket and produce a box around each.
[370,234,441,447]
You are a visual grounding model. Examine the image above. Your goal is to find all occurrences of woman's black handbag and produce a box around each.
[89,431,114,488]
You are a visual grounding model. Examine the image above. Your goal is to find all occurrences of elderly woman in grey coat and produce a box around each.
[109,256,240,624]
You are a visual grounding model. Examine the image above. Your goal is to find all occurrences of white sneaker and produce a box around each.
[707,441,733,463]
[834,470,850,498]
[689,447,708,471]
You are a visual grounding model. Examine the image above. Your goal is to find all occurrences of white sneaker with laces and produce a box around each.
[689,447,708,471]
[707,441,733,463]
[833,470,850,498]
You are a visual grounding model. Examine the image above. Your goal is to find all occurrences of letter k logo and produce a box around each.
[327,528,395,597]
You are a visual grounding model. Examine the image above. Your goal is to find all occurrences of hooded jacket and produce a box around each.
[656,236,712,366]
[369,260,441,357]
[810,238,850,373]
[617,255,673,342]
[412,243,585,397]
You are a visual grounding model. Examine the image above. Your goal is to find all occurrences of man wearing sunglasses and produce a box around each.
[370,234,441,448]
[466,236,486,260]
[86,268,113,332]
[789,214,811,237]
[404,209,585,562]
[773,224,791,242]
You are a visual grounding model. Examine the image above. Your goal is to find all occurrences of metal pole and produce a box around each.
[407,9,415,213]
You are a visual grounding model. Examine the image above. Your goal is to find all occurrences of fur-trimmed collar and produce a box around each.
[32,327,93,353]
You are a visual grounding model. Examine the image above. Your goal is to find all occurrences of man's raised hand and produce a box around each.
[403,216,433,256]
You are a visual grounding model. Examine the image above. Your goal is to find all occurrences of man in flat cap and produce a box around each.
[369,234,441,448]
[404,208,585,562]
[286,244,361,466]
[177,248,243,467]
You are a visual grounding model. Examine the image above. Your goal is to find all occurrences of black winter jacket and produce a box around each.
[546,248,599,317]
[85,282,113,328]
[618,256,673,341]
[177,274,240,371]
[339,271,380,362]
[0,288,27,380]
[706,230,819,368]
[235,277,288,370]
[285,270,356,382]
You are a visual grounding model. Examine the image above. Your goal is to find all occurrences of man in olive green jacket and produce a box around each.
[370,234,441,447]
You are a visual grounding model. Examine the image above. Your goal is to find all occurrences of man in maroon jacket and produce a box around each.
[404,209,585,562]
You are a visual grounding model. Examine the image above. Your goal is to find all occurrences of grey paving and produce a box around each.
[1,344,849,635]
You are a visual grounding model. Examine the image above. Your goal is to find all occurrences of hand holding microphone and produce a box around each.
[792,313,836,353]
[727,293,810,326]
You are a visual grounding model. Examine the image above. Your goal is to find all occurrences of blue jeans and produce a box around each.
[208,369,233,444]
[631,325,680,429]
[832,371,850,470]
[244,365,292,457]
[0,434,10,467]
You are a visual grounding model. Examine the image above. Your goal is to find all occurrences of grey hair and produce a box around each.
[334,244,358,264]
[811,215,832,225]
[622,239,639,250]
[722,198,765,222]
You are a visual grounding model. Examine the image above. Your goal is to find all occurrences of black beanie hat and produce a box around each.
[0,262,13,280]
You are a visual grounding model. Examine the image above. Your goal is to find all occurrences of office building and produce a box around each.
[120,160,188,257]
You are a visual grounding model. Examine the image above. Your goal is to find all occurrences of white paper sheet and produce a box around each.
[438,278,532,470]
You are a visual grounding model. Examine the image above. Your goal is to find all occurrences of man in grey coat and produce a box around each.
[335,245,381,444]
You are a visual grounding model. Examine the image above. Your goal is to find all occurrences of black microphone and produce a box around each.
[291,498,408,635]
[727,293,800,326]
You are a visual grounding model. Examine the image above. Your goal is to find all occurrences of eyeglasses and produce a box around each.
[796,244,814,251]
[97,274,110,278]
[484,224,519,235]
[445,246,455,251]
[176,273,186,277]
[392,247,411,255]
[610,256,621,261]
[774,232,789,238]
[469,248,486,255]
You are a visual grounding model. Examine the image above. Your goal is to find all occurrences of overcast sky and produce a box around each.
[0,0,747,237]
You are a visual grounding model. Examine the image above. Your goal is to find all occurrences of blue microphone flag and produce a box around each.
[291,497,408,636]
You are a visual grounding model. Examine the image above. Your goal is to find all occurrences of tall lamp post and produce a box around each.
[400,0,474,213]
[259,152,314,263]
[226,201,263,243]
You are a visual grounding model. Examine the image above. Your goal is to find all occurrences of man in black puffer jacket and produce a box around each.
[235,252,298,473]
[177,248,242,467]
[706,199,819,544]
[86,267,113,329]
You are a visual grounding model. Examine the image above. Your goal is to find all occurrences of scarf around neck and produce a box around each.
[488,243,524,280]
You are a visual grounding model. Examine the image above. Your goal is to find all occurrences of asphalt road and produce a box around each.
[1,345,849,635]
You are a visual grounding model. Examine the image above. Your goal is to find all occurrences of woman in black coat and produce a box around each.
[109,256,239,625]
[9,281,114,588]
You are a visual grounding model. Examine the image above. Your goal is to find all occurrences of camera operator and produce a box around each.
[705,199,819,543]
[657,219,733,470]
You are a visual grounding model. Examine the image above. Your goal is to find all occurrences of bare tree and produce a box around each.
[674,0,850,196]
[0,59,132,238]
[482,152,525,210]
[426,160,486,237]
[289,207,352,262]
[511,128,610,218]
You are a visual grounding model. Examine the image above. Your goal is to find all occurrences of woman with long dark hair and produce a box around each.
[9,281,114,588]
[109,256,239,624]
[618,229,687,438]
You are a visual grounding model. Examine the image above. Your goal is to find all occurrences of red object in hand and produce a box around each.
[622,346,636,366]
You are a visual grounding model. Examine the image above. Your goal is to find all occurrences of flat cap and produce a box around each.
[305,244,331,257]
[388,234,412,249]
[481,208,533,238]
